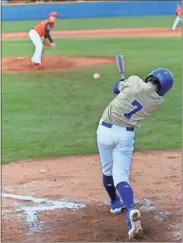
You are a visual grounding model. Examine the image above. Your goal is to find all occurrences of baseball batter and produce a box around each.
[96,66,174,240]
[172,4,182,30]
[28,11,58,68]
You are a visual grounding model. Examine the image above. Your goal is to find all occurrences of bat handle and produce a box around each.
[120,72,125,80]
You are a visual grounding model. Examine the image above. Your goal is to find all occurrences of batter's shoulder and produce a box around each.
[127,75,144,83]
[125,75,145,92]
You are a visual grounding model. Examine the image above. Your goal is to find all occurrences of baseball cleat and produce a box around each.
[110,196,126,214]
[127,209,143,240]
[32,62,44,69]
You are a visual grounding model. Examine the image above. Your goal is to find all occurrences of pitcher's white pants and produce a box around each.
[96,119,135,187]
[28,29,43,64]
[172,16,182,30]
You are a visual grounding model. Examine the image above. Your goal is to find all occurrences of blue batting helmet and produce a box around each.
[145,68,174,96]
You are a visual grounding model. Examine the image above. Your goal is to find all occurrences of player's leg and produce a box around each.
[172,16,180,30]
[96,123,125,213]
[112,135,135,210]
[112,131,142,240]
[28,29,43,64]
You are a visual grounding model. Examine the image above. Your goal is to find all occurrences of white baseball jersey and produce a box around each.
[102,75,164,128]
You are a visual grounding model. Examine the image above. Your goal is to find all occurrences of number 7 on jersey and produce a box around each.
[124,100,143,120]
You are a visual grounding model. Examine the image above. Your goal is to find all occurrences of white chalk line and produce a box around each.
[2,193,177,239]
[2,192,86,235]
[2,193,86,209]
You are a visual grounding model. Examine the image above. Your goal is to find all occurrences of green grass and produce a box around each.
[2,37,181,163]
[2,16,175,33]
[2,37,181,57]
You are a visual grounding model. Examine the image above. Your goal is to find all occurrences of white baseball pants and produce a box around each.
[172,16,182,30]
[96,119,135,187]
[28,29,43,64]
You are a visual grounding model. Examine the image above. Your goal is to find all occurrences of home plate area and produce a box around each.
[2,151,182,242]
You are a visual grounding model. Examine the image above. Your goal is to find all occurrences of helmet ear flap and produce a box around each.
[145,68,174,96]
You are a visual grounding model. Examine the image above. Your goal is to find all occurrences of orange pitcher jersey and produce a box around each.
[176,7,182,17]
[34,20,55,37]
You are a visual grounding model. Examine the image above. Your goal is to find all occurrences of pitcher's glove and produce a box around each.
[43,38,56,48]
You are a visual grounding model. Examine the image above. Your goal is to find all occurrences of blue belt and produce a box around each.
[101,121,134,132]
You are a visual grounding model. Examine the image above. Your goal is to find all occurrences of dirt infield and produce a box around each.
[2,27,181,40]
[2,150,182,242]
[2,55,115,72]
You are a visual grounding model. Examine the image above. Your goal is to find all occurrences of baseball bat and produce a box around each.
[116,55,125,80]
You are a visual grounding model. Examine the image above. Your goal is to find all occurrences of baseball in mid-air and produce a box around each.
[93,73,100,80]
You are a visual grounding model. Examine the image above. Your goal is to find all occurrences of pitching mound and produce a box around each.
[2,55,115,72]
[2,150,182,242]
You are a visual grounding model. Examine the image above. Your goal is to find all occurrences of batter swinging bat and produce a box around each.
[116,55,125,81]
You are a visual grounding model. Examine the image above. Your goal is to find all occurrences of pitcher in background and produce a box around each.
[172,4,182,31]
[28,11,58,69]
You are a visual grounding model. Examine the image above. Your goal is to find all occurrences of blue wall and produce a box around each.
[2,1,179,21]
